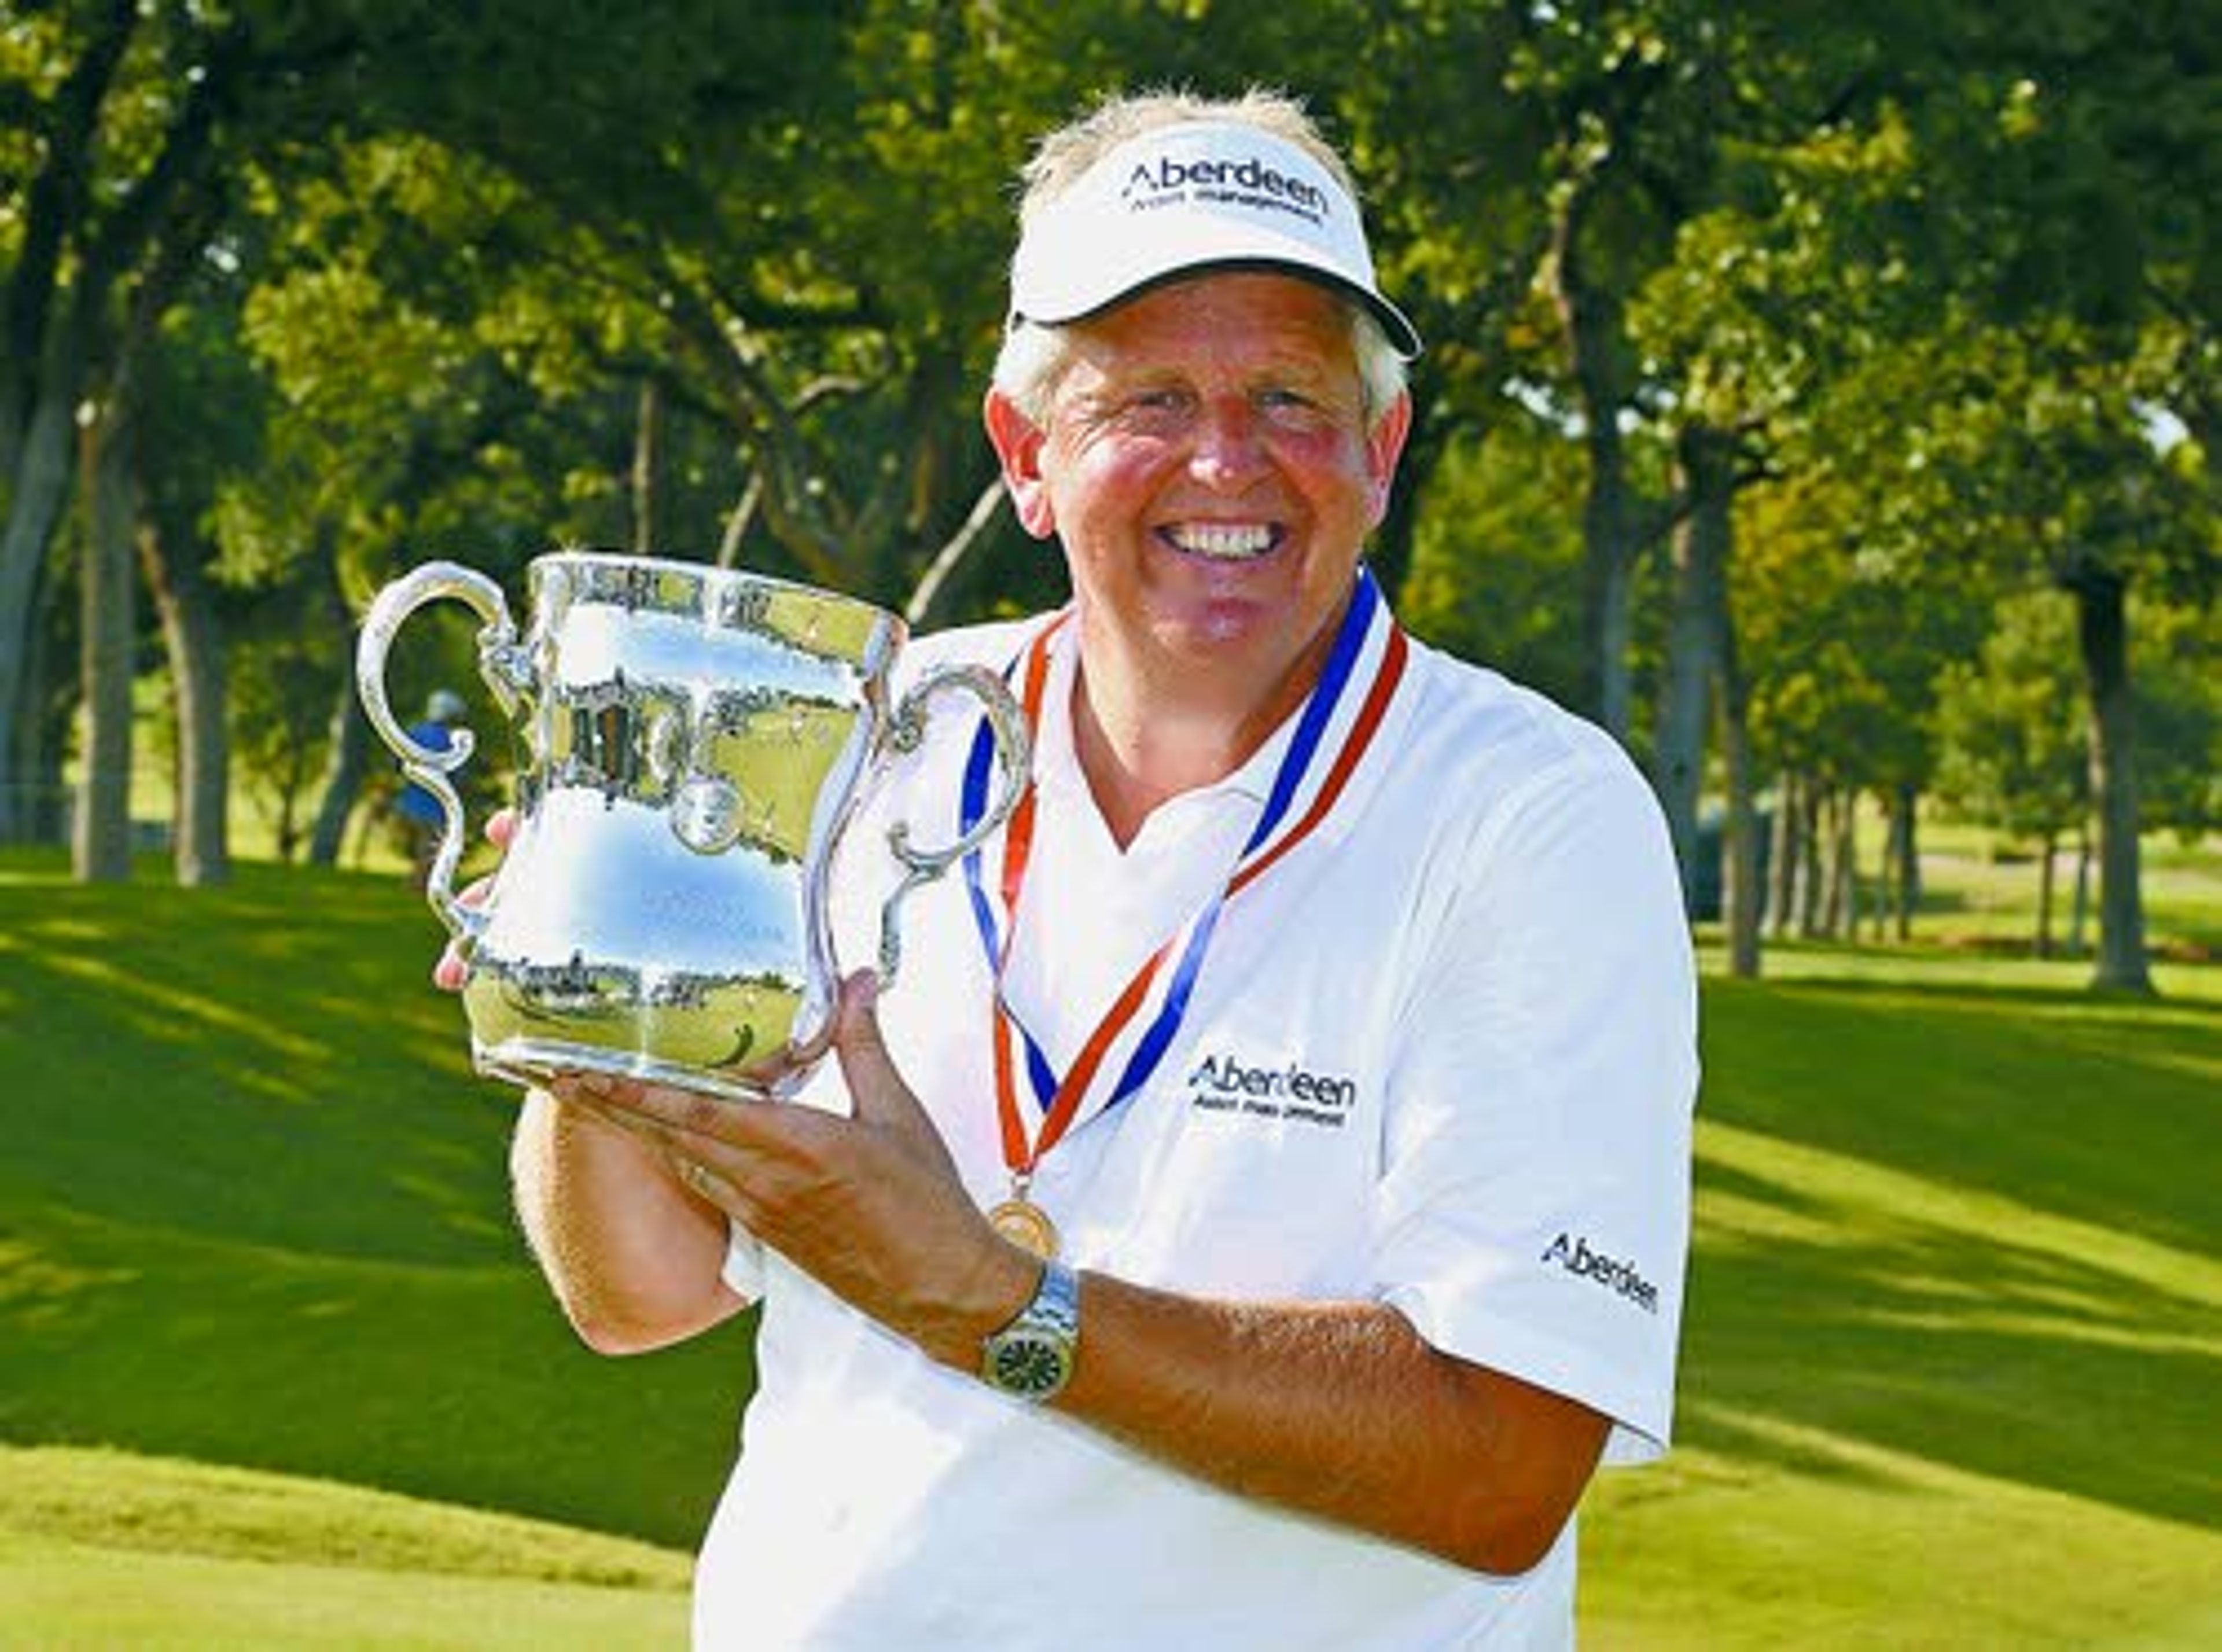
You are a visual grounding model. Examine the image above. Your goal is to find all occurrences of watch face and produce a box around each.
[981,1259,1078,1401]
[991,1335,1069,1397]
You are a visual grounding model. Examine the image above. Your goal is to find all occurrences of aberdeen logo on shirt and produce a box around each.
[1186,1051,1358,1129]
[1542,1231,1660,1315]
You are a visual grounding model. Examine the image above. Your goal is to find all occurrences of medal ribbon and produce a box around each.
[959,569,1409,1185]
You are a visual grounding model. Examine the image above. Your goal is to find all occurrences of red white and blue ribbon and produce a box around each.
[958,567,1409,1185]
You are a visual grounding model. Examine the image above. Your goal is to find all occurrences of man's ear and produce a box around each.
[983,389,1057,540]
[1363,391,1414,530]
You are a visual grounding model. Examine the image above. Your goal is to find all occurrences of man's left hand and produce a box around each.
[549,972,1035,1368]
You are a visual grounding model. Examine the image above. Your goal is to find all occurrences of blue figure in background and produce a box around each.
[396,689,467,889]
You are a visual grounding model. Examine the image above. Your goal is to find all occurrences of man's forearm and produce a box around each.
[510,1088,743,1353]
[1043,1278,1608,1576]
[536,1003,1616,1572]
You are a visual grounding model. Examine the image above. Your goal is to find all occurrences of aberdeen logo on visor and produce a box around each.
[1009,120,1422,358]
[1119,149,1334,224]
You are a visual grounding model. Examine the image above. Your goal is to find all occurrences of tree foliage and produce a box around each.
[0,0,2212,985]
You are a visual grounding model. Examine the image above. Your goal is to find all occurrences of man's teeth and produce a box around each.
[1169,524,1273,560]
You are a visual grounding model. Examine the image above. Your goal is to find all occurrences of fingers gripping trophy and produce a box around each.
[356,552,1031,1101]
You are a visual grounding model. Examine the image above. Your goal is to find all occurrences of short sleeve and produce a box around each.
[1373,734,1697,1463]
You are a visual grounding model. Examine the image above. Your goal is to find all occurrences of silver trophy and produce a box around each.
[356,551,1029,1101]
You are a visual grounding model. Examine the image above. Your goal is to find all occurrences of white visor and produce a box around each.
[1009,120,1421,358]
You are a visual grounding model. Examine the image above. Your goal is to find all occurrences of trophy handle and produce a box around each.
[874,664,1033,985]
[355,561,524,943]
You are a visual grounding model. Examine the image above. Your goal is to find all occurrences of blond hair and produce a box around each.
[1015,87,1364,224]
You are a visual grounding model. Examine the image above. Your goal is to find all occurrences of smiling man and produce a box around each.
[506,88,1699,1649]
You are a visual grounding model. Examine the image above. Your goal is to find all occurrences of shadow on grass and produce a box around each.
[1761,967,2218,1014]
[7,852,2219,1553]
[1686,967,2222,1533]
[1680,1194,2222,1529]
[1698,975,2220,1259]
[0,854,752,1548]
[0,855,524,1263]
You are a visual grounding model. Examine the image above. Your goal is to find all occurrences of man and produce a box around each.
[474,89,1697,1647]
[395,689,466,889]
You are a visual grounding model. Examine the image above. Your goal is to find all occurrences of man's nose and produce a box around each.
[1189,397,1268,491]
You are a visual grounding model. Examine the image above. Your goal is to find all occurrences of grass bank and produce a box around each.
[1584,954,2222,1646]
[3,848,2218,1645]
[0,1444,688,1649]
[0,851,749,1550]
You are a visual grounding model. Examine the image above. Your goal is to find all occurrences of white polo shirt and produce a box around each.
[697,605,1698,1651]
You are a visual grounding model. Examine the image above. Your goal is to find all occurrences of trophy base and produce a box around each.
[474,1037,790,1104]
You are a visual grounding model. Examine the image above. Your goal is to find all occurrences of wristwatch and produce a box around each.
[979,1258,1080,1402]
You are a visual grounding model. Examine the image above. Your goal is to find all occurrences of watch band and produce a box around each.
[979,1257,1080,1403]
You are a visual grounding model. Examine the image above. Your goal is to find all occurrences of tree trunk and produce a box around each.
[1818,787,1855,940]
[1651,422,1736,897]
[307,569,371,868]
[1890,783,1920,940]
[139,519,230,885]
[0,386,79,842]
[1868,811,1886,944]
[2069,821,2092,955]
[307,680,373,867]
[1553,191,1640,739]
[1768,771,1801,938]
[1835,793,1860,940]
[1818,790,1841,938]
[0,0,137,842]
[1717,607,1761,979]
[2070,566,2151,992]
[2035,829,2057,958]
[1797,783,1827,938]
[72,400,136,883]
[715,470,763,569]
[10,580,70,844]
[1579,416,1640,742]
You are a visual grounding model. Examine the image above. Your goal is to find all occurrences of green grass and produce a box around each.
[0,1444,689,1649]
[1581,957,2222,1647]
[0,851,751,1548]
[4,845,2220,1646]
[0,1543,682,1652]
[1874,815,2222,960]
[0,1443,687,1583]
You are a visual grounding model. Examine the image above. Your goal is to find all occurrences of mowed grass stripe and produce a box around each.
[0,1531,686,1652]
[0,1444,689,1585]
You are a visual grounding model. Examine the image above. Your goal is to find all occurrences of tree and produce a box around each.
[1933,593,2091,955]
[1921,321,2214,991]
[1400,410,1589,708]
[1499,0,1736,738]
[1617,116,1903,965]
[2135,595,2222,848]
[1,2,245,841]
[5,1,819,860]
[1880,1,2222,988]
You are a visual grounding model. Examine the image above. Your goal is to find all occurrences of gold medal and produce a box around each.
[987,1195,1060,1260]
